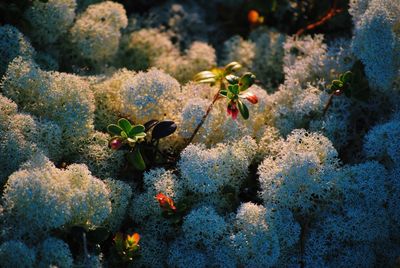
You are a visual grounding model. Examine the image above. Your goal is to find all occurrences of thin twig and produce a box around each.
[296,0,342,36]
[186,90,221,146]
[323,93,335,116]
[82,232,90,268]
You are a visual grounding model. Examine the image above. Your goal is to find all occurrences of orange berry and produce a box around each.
[248,10,260,25]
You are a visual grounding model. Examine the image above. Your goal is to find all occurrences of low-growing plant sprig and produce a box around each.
[323,71,353,115]
[323,61,370,116]
[155,193,188,225]
[107,118,177,171]
[187,62,258,145]
[112,232,141,264]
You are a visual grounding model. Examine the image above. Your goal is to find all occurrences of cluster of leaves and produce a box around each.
[324,61,370,115]
[328,71,353,97]
[194,62,258,120]
[113,232,140,263]
[107,118,177,170]
[328,61,370,101]
[155,193,188,225]
[223,73,258,119]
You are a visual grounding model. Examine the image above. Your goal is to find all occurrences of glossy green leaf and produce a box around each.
[118,118,132,133]
[239,72,256,91]
[332,80,343,88]
[120,131,128,138]
[342,71,353,83]
[129,125,145,137]
[228,84,239,95]
[107,124,122,136]
[237,100,249,120]
[220,90,228,97]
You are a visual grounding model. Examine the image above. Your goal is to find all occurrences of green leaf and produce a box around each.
[121,131,128,138]
[332,80,343,88]
[227,90,235,100]
[238,72,256,91]
[342,71,353,83]
[237,100,249,120]
[224,62,242,74]
[107,124,122,136]
[228,84,239,95]
[225,74,239,85]
[118,118,132,133]
[129,125,145,137]
[128,147,146,171]
[220,90,228,97]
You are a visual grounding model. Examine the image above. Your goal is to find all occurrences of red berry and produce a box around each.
[243,92,258,104]
[110,139,123,150]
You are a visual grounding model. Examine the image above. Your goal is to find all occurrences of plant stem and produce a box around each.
[82,232,90,268]
[296,0,342,36]
[186,90,221,146]
[323,93,335,116]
